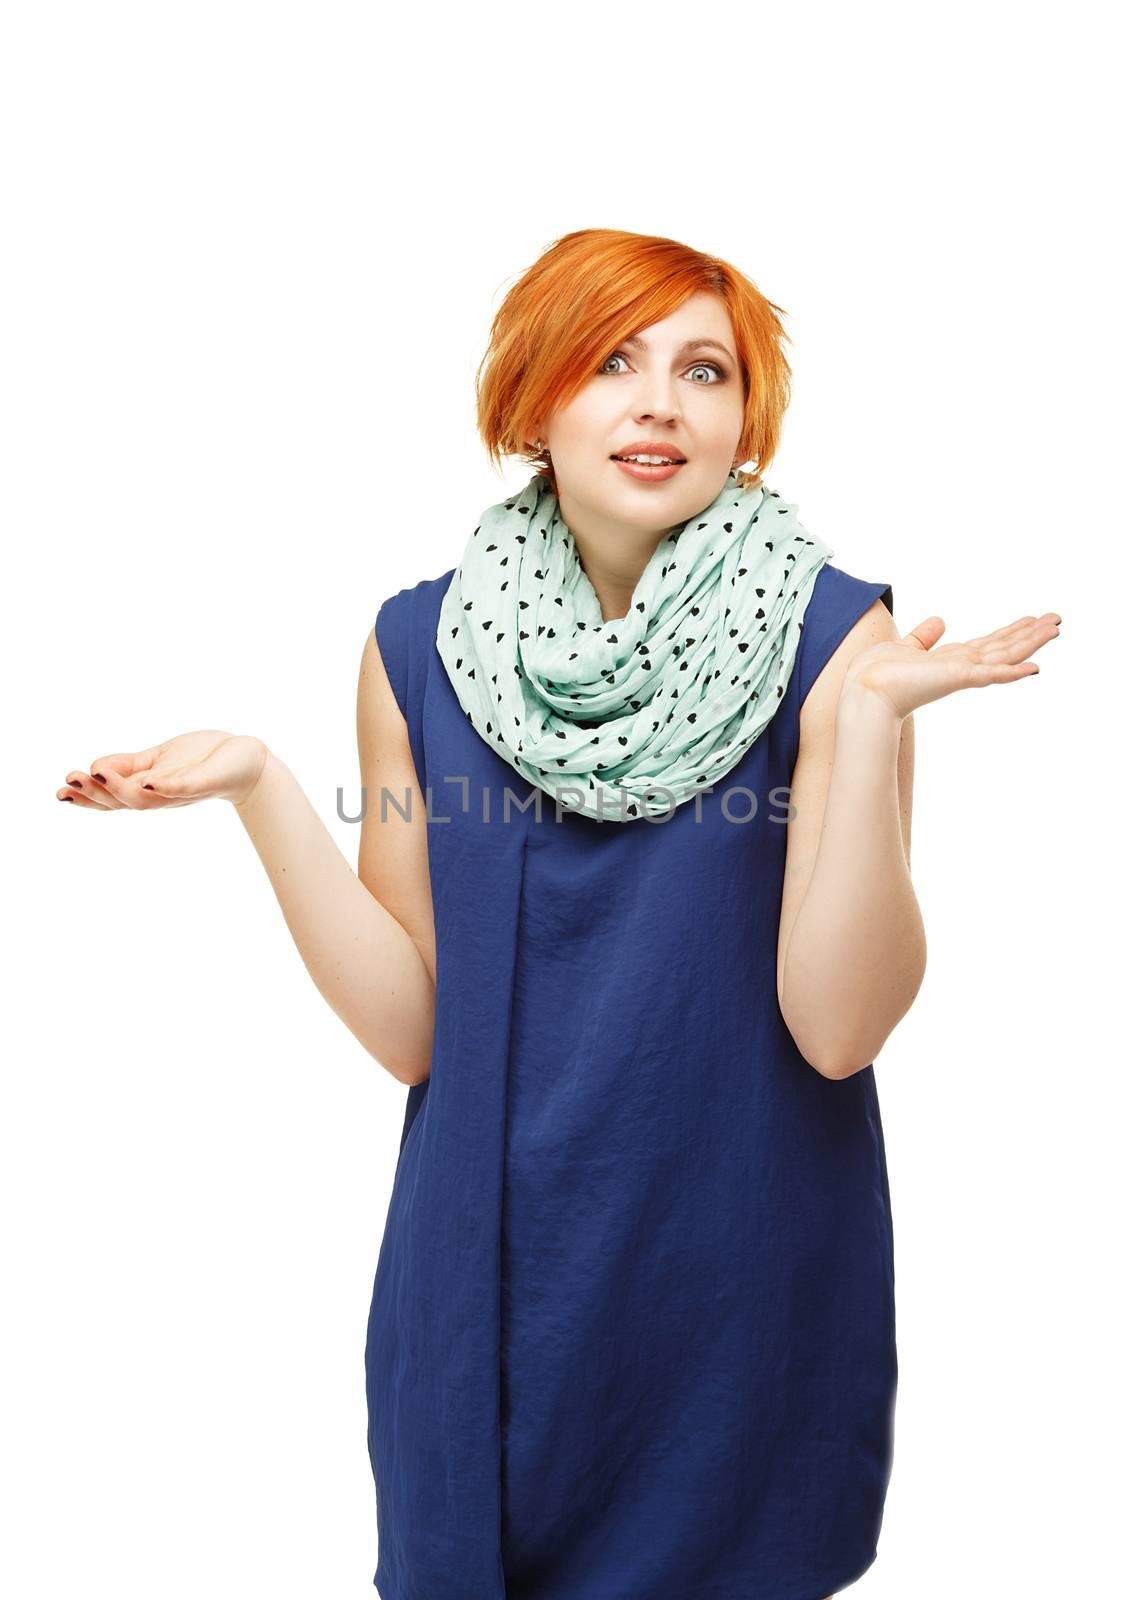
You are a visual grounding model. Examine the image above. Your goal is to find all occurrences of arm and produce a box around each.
[232,626,436,1085]
[777,598,925,1079]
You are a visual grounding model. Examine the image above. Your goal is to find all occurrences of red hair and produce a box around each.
[476,228,793,494]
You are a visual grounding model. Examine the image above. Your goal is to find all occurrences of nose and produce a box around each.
[632,370,682,425]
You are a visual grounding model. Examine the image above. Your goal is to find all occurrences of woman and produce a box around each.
[57,228,1061,1599]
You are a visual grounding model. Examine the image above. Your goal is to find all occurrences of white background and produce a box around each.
[4,2,1121,1595]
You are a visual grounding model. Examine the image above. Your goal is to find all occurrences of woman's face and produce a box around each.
[536,291,747,533]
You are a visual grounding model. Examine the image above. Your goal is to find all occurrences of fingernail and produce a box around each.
[68,778,82,788]
[92,773,107,784]
[142,784,154,790]
[58,794,74,802]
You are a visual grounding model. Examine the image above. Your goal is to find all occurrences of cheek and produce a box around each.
[698,396,745,450]
[556,392,616,446]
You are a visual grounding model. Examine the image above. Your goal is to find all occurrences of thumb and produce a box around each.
[906,616,946,651]
[140,765,204,795]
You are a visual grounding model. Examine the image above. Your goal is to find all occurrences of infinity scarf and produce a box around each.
[435,470,833,823]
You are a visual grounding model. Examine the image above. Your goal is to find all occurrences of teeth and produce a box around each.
[619,454,680,465]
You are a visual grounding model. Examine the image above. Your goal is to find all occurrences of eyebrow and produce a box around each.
[619,334,737,364]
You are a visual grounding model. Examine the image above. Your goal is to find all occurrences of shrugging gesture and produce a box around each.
[845,611,1062,721]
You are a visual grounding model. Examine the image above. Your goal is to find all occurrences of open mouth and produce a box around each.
[610,454,687,481]
[610,453,687,465]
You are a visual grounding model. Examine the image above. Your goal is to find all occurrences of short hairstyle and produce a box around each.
[475,228,792,495]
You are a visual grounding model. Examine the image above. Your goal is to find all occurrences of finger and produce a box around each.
[60,771,125,810]
[906,616,946,649]
[969,613,1061,651]
[86,762,163,811]
[959,617,1032,651]
[87,747,164,784]
[980,616,1062,665]
[140,764,209,800]
[139,767,185,794]
[56,783,113,810]
[1033,614,1063,641]
[994,614,1054,643]
[966,660,1041,687]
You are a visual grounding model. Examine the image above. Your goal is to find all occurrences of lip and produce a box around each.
[609,440,688,485]
[611,458,686,483]
[610,440,688,463]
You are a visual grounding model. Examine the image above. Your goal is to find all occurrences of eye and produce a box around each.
[598,351,728,383]
[687,361,726,384]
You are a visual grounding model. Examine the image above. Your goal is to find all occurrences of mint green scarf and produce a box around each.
[436,471,832,822]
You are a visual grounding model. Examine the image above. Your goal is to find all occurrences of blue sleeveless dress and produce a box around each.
[365,560,897,1600]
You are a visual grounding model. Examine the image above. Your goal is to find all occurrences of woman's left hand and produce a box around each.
[844,612,1062,720]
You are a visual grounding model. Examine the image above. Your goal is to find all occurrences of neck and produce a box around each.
[559,488,673,624]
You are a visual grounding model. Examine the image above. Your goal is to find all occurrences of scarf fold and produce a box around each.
[435,471,833,822]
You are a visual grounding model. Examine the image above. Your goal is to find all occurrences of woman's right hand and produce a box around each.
[56,731,269,811]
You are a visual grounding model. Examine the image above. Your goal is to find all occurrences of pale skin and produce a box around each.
[55,289,1061,1100]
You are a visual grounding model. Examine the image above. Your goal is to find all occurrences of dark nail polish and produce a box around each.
[92,773,107,784]
[59,794,74,802]
[143,784,154,790]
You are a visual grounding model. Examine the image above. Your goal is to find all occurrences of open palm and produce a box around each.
[57,729,267,811]
[848,611,1062,720]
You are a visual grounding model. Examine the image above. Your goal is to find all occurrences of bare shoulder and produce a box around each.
[776,597,915,1002]
[793,596,912,859]
[356,623,436,984]
[802,594,900,725]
